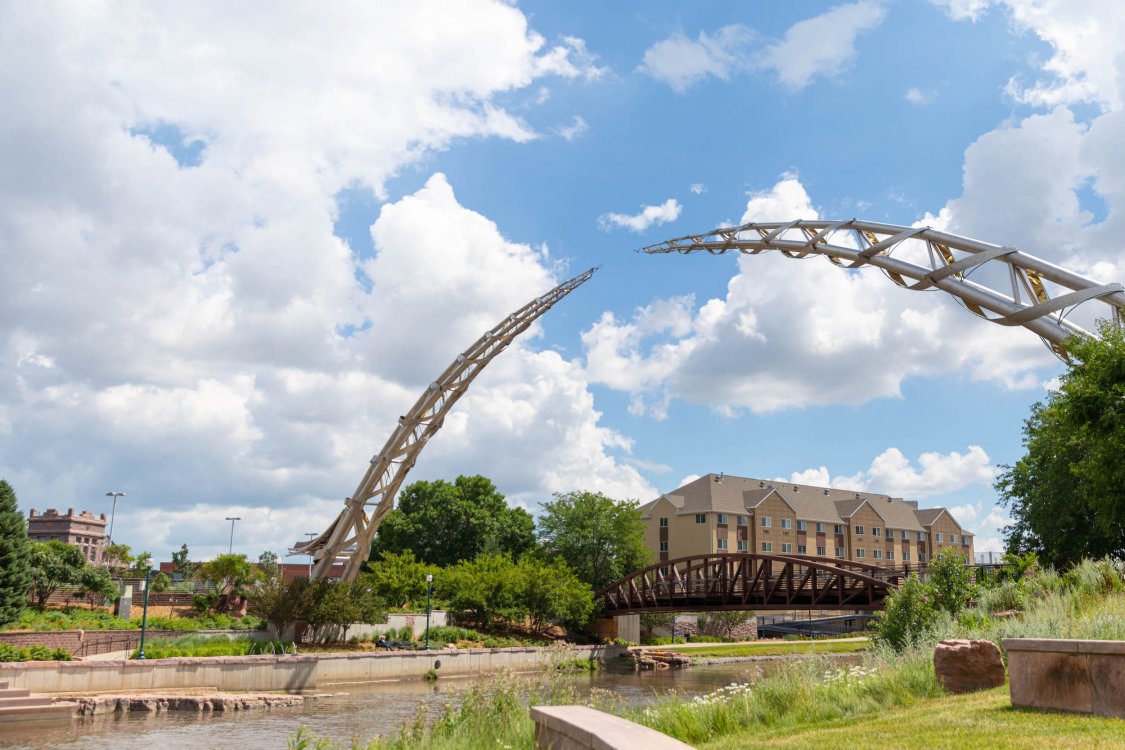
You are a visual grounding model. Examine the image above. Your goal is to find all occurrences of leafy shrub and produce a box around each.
[192,593,218,614]
[874,573,941,651]
[0,643,71,662]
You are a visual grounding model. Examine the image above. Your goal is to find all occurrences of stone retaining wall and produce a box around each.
[1003,638,1125,718]
[0,645,624,695]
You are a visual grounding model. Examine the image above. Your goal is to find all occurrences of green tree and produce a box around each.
[518,557,595,633]
[996,323,1125,567]
[28,541,86,610]
[198,554,255,611]
[536,490,651,590]
[150,572,173,593]
[257,550,281,581]
[927,547,976,616]
[371,475,536,567]
[437,554,527,628]
[364,550,439,609]
[873,573,939,652]
[171,544,196,580]
[249,575,316,639]
[78,565,118,604]
[0,480,32,626]
[102,543,134,573]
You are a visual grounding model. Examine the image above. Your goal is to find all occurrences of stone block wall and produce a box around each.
[1004,638,1125,718]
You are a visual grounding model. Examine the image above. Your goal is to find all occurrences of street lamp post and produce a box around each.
[305,533,317,578]
[225,517,241,555]
[137,560,152,659]
[424,573,434,650]
[105,491,125,544]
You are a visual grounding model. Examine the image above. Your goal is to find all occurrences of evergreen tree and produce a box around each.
[0,479,32,627]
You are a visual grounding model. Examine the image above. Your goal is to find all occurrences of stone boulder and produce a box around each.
[933,639,1006,694]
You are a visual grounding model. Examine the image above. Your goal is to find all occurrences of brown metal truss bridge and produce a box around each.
[596,553,906,615]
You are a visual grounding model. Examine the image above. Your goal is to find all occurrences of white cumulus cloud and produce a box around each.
[758,1,888,89]
[598,199,683,233]
[638,25,757,93]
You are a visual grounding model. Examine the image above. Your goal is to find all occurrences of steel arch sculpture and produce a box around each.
[296,267,597,581]
[596,553,900,615]
[640,219,1125,358]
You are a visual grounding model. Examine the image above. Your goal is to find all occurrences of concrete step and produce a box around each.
[0,702,76,722]
[0,681,7,690]
[0,696,59,708]
[0,688,31,699]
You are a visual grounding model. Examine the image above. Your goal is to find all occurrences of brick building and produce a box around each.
[640,474,974,569]
[27,508,108,565]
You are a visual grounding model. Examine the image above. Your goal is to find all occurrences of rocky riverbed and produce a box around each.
[69,693,309,715]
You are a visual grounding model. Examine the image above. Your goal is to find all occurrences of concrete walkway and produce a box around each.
[631,636,870,651]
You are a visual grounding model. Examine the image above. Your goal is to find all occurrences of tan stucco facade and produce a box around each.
[639,474,976,570]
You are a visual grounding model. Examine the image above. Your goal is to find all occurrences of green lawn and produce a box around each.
[657,640,869,658]
[701,687,1125,750]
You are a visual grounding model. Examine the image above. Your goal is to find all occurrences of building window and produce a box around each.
[950,534,958,544]
[717,513,728,525]
[781,543,792,553]
[816,546,826,556]
[936,532,945,542]
[835,549,845,558]
[761,516,772,528]
[855,525,865,535]
[659,541,668,552]
[737,540,748,552]
[918,531,926,541]
[696,513,707,524]
[873,549,882,559]
[835,524,845,535]
[797,544,807,555]
[737,515,748,526]
[887,550,895,561]
[919,553,927,563]
[762,542,773,552]
[717,538,728,550]
[963,537,971,547]
[780,518,792,529]
[856,549,866,558]
[816,522,825,533]
[901,530,909,541]
[903,552,910,562]
[796,520,807,532]
[659,517,668,528]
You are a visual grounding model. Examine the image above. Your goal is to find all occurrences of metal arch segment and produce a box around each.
[638,219,1125,356]
[296,267,598,581]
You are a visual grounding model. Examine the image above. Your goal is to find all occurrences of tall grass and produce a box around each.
[131,635,294,659]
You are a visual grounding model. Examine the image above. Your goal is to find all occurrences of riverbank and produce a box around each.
[0,644,624,694]
[698,685,1125,749]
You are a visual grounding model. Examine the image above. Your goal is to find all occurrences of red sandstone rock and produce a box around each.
[933,639,1006,694]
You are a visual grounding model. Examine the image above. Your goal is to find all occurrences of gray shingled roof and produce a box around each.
[649,473,959,533]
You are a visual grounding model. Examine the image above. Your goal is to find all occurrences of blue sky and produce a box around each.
[3,1,1122,561]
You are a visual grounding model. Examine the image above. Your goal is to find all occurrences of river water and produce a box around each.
[0,657,856,749]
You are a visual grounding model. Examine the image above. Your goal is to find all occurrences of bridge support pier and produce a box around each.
[590,614,640,644]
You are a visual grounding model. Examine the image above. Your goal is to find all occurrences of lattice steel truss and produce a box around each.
[295,267,597,581]
[640,219,1125,357]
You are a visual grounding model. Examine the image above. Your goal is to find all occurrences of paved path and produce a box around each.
[631,636,870,651]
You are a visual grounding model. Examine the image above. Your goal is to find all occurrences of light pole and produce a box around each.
[424,573,433,650]
[105,491,125,544]
[225,517,241,555]
[305,533,317,578]
[137,558,152,659]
